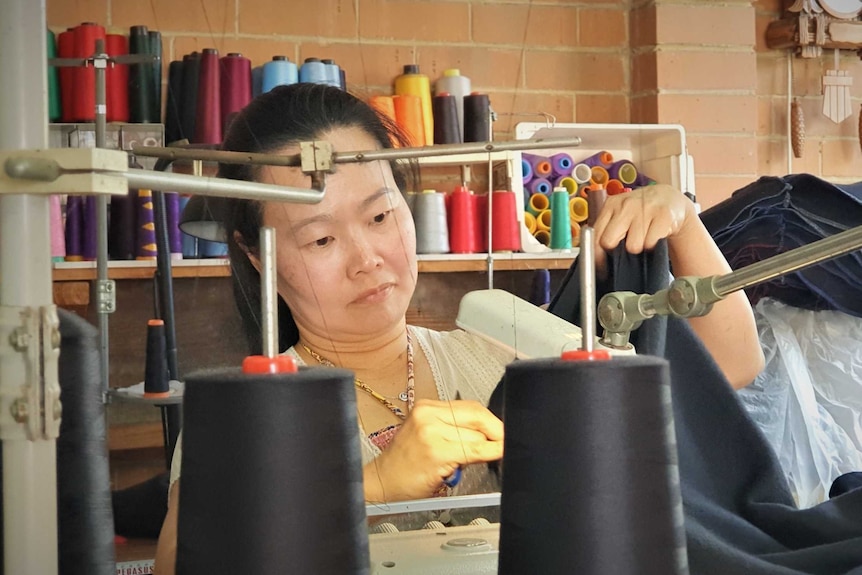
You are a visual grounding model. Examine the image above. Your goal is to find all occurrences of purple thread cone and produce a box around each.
[64,196,84,261]
[550,153,574,178]
[608,160,638,186]
[527,177,552,196]
[521,158,533,185]
[581,151,614,168]
[166,192,183,258]
[82,195,98,261]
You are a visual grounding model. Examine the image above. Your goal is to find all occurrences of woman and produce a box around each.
[154,83,763,573]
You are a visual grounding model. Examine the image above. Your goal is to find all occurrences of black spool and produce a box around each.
[498,355,688,575]
[176,367,370,574]
[128,25,154,123]
[432,93,461,145]
[148,30,163,122]
[463,93,491,142]
[164,60,185,144]
[180,52,200,141]
[143,320,169,395]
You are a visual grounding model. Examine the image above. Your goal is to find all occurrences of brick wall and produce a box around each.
[47,0,862,209]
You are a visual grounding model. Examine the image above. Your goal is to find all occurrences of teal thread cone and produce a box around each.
[549,188,572,249]
[47,29,60,121]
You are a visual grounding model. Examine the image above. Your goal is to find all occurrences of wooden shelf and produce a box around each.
[52,259,231,281]
[52,252,577,281]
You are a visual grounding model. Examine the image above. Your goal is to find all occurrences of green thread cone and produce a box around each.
[549,188,572,249]
[47,29,61,121]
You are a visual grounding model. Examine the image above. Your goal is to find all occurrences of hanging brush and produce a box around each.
[791,98,805,159]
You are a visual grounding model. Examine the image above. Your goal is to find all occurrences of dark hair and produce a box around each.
[219,83,411,354]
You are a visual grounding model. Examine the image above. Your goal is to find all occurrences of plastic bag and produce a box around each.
[738,298,862,508]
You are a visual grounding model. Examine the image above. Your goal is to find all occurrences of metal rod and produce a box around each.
[0,1,58,572]
[94,39,111,398]
[579,227,596,352]
[713,225,862,297]
[129,136,584,166]
[124,169,326,203]
[260,227,279,358]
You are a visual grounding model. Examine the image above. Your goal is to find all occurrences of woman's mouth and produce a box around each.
[353,283,394,304]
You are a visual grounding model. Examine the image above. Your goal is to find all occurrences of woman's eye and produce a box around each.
[373,210,391,224]
[313,236,332,248]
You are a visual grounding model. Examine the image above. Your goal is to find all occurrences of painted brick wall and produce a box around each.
[47,0,862,209]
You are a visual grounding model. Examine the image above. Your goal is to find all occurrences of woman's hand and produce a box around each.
[591,185,697,276]
[363,399,504,502]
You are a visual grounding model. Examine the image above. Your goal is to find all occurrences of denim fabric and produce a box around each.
[700,174,862,318]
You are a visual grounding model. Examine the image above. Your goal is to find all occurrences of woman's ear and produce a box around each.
[235,230,262,274]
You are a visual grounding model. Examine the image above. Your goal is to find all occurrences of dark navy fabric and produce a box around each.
[700,174,862,317]
[539,240,862,575]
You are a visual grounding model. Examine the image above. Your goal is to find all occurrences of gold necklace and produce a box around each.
[302,331,415,420]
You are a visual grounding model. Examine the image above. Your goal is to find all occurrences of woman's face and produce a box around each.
[256,126,417,343]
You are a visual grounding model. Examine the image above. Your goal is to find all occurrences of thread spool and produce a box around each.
[220,52,252,133]
[550,153,574,178]
[262,56,298,93]
[590,165,609,187]
[109,187,137,261]
[299,57,328,84]
[252,65,263,98]
[432,93,461,144]
[180,52,201,142]
[527,177,552,196]
[340,68,347,90]
[463,92,491,142]
[634,172,657,188]
[549,188,572,249]
[570,222,581,247]
[498,356,687,575]
[413,189,450,254]
[536,210,552,233]
[581,150,614,168]
[554,176,577,196]
[194,48,222,144]
[533,229,550,246]
[82,196,98,261]
[528,269,551,307]
[177,367,369,574]
[392,94,425,147]
[148,30,163,122]
[572,163,592,185]
[491,190,521,252]
[523,211,537,234]
[608,160,638,185]
[46,29,61,121]
[527,192,550,217]
[523,153,552,178]
[166,192,183,259]
[105,34,130,123]
[58,29,76,122]
[143,319,170,398]
[475,194,489,252]
[136,189,157,260]
[321,58,341,88]
[394,64,433,146]
[128,25,155,123]
[447,186,479,254]
[64,196,84,261]
[587,186,607,227]
[521,158,533,185]
[569,196,588,224]
[164,60,185,143]
[50,195,65,262]
[368,95,397,125]
[434,68,471,140]
[606,179,626,196]
[73,22,106,121]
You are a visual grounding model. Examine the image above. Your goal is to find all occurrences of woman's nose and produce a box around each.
[346,232,383,276]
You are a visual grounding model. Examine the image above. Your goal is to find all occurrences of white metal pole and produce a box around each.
[0,1,59,573]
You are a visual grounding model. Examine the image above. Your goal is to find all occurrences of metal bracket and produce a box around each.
[0,147,128,196]
[0,305,62,441]
[94,279,116,314]
[300,140,334,192]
